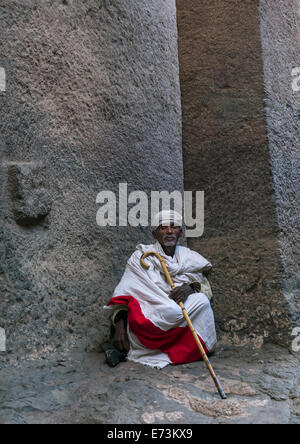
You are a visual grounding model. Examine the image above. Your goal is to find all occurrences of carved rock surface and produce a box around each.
[0,0,183,358]
[176,0,298,346]
[260,0,300,329]
[0,344,298,424]
[8,163,52,226]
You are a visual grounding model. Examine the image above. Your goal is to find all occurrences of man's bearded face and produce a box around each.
[153,223,182,248]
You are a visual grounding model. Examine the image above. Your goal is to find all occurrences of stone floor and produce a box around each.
[0,344,299,424]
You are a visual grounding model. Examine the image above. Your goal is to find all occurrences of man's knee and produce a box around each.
[165,303,183,324]
[201,293,211,307]
[189,292,211,310]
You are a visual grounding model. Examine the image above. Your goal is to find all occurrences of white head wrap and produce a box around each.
[152,210,183,230]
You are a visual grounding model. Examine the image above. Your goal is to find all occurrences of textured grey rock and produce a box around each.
[260,0,300,331]
[0,0,183,359]
[0,344,298,424]
[176,0,298,347]
[7,163,52,226]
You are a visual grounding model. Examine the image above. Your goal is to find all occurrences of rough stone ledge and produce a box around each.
[0,343,299,424]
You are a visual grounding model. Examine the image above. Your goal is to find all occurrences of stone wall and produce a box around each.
[260,0,300,330]
[1,0,298,361]
[176,0,295,347]
[0,0,183,359]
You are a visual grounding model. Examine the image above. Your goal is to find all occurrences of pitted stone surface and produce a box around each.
[0,0,183,357]
[260,0,300,330]
[0,345,299,424]
[7,163,52,226]
[0,0,298,427]
[176,0,298,346]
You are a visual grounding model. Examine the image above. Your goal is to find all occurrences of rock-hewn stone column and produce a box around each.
[260,0,300,334]
[0,0,183,357]
[176,0,295,347]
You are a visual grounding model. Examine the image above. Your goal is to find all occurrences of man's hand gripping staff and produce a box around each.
[140,251,227,400]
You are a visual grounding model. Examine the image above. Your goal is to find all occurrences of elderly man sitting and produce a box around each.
[104,210,217,368]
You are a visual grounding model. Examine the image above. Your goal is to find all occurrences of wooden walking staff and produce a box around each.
[140,251,227,400]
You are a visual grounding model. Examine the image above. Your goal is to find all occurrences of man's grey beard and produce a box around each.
[162,240,177,247]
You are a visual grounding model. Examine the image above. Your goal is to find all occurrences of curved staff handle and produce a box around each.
[140,251,176,289]
[140,251,227,400]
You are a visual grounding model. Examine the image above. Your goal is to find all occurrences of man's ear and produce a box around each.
[152,230,158,240]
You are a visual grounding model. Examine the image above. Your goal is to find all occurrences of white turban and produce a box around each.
[152,210,183,230]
